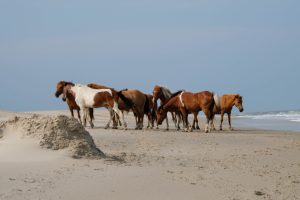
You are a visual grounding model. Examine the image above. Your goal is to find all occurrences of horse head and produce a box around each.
[55,81,66,98]
[55,81,74,102]
[152,85,162,104]
[156,105,167,125]
[234,94,244,112]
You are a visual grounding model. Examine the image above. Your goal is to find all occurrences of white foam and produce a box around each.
[237,110,300,123]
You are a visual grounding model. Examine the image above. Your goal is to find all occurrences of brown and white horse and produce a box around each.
[211,94,244,130]
[55,81,94,125]
[152,85,181,130]
[62,82,131,130]
[87,83,124,129]
[88,84,148,130]
[157,91,215,133]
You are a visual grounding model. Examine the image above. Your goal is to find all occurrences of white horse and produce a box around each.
[63,83,127,130]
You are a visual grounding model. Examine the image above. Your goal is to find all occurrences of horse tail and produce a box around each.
[213,93,221,110]
[88,108,94,120]
[144,94,150,114]
[117,90,134,109]
[209,92,216,120]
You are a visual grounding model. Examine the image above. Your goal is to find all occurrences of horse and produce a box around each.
[55,81,94,125]
[62,82,132,130]
[119,89,147,130]
[144,94,157,129]
[152,85,181,130]
[87,83,123,129]
[88,84,147,130]
[157,91,215,133]
[211,94,244,131]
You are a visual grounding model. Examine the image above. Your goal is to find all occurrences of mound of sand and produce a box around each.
[0,114,104,159]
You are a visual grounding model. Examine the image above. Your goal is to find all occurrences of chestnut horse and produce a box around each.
[55,81,94,125]
[62,82,131,130]
[88,84,147,130]
[152,85,180,130]
[157,91,215,132]
[211,94,244,130]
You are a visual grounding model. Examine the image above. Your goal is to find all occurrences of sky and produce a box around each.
[0,0,299,113]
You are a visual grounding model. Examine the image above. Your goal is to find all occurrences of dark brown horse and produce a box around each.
[119,89,147,130]
[211,94,244,130]
[145,94,157,129]
[152,85,180,130]
[55,81,94,125]
[157,91,215,132]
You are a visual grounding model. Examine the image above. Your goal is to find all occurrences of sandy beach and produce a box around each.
[0,109,300,200]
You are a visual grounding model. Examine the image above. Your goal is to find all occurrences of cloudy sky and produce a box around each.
[0,0,299,112]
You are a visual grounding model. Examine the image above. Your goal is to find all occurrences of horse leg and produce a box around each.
[194,112,200,130]
[141,113,145,129]
[228,112,233,130]
[210,114,216,130]
[118,113,122,126]
[202,110,211,133]
[176,113,181,130]
[77,109,82,125]
[220,111,224,131]
[146,115,149,129]
[113,103,127,130]
[104,108,114,129]
[180,109,188,132]
[171,112,177,127]
[81,107,87,127]
[86,108,94,128]
[192,112,197,130]
[69,107,74,118]
[165,115,169,131]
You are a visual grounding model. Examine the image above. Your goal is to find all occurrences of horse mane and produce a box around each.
[159,90,183,111]
[64,81,75,86]
[160,86,172,99]
[170,90,184,99]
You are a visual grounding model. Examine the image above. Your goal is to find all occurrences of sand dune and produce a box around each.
[0,110,300,200]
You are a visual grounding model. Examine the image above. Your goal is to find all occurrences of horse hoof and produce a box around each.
[112,126,118,129]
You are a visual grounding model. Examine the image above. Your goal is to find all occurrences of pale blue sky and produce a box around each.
[0,0,299,112]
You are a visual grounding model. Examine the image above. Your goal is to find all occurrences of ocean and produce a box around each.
[234,110,300,132]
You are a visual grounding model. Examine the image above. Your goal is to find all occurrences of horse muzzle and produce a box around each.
[240,108,244,112]
[62,97,66,102]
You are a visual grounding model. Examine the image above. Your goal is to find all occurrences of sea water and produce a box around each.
[234,110,300,132]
